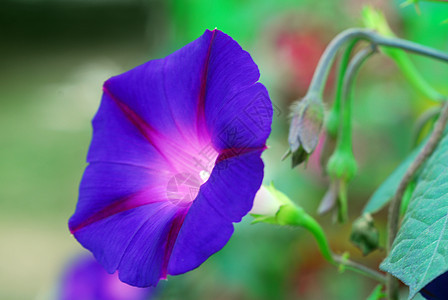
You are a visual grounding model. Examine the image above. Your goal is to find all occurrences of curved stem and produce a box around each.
[338,44,377,153]
[286,207,386,284]
[387,100,448,299]
[308,28,448,98]
[296,211,334,264]
[332,253,387,284]
[328,46,377,222]
[327,39,359,137]
[300,217,387,284]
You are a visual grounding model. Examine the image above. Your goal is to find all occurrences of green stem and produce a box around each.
[307,28,448,99]
[337,179,348,223]
[294,211,334,264]
[286,207,386,284]
[327,39,359,137]
[337,45,377,153]
[331,254,387,284]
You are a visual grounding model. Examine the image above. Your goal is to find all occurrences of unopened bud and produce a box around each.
[350,213,380,256]
[288,94,325,168]
[326,148,358,181]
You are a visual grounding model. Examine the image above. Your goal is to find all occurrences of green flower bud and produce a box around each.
[326,149,357,223]
[350,213,380,256]
[250,183,291,224]
[250,183,334,263]
[326,148,358,181]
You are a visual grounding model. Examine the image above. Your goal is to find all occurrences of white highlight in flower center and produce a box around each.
[165,141,219,207]
[199,170,211,182]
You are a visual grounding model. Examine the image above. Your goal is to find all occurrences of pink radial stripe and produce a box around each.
[102,85,172,166]
[71,146,262,235]
[70,187,168,234]
[160,208,189,279]
[216,145,268,164]
[196,29,217,138]
[103,84,218,176]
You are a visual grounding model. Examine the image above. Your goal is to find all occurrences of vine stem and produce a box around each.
[332,253,387,284]
[326,39,359,138]
[286,202,387,284]
[308,28,448,98]
[387,100,448,300]
[339,44,377,153]
[412,107,442,146]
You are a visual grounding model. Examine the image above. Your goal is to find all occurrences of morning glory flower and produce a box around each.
[69,29,272,287]
[59,254,154,300]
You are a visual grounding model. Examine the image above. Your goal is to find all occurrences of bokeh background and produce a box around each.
[1,0,448,299]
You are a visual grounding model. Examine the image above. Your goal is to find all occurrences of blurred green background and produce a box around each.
[1,0,447,299]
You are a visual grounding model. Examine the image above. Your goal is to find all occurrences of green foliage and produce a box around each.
[366,284,386,300]
[380,128,448,299]
[363,143,422,214]
[168,0,300,48]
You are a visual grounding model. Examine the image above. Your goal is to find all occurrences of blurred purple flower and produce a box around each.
[59,254,153,300]
[421,271,448,299]
[69,29,272,287]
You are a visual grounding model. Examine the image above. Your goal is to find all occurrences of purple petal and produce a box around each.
[73,203,168,276]
[88,86,169,169]
[207,82,272,151]
[201,30,260,118]
[70,28,272,287]
[168,150,264,275]
[101,30,215,146]
[60,254,153,300]
[117,207,187,287]
[69,162,169,232]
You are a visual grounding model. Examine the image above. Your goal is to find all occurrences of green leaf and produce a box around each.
[363,142,423,214]
[380,129,448,299]
[412,293,426,300]
[366,284,386,300]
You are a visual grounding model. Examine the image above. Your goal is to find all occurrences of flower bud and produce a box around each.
[350,213,380,256]
[250,183,334,263]
[325,149,358,223]
[288,94,325,167]
[250,185,283,217]
[326,148,357,181]
[250,183,291,224]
